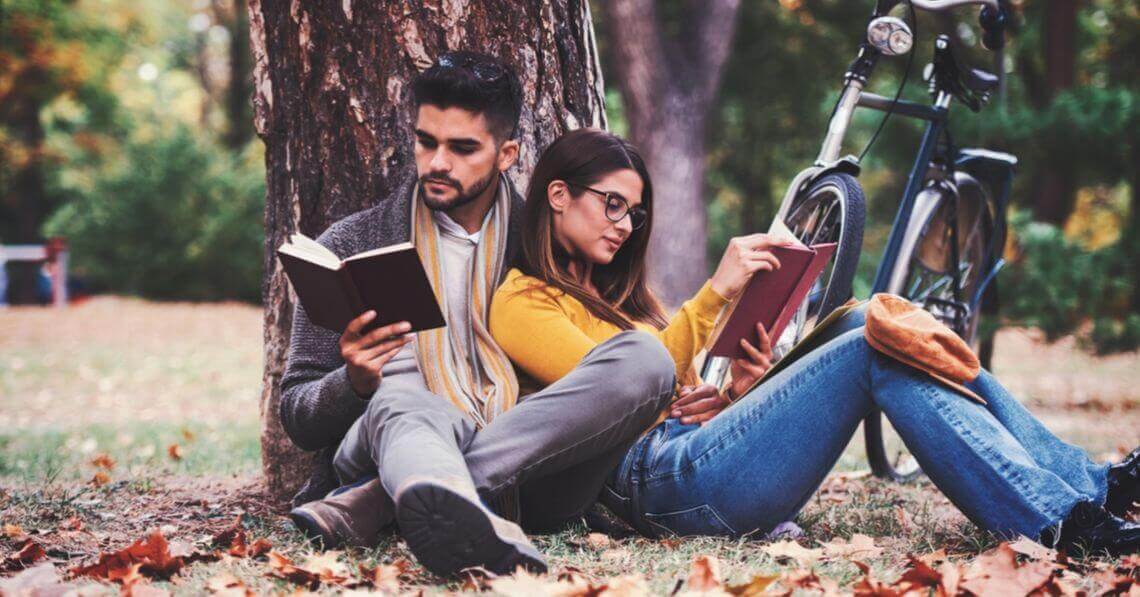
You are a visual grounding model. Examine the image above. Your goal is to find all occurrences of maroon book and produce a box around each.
[705,242,837,360]
[277,233,446,335]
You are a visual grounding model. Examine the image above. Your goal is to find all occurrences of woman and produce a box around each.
[488,128,1140,554]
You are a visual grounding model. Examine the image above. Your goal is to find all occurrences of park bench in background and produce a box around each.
[0,237,70,308]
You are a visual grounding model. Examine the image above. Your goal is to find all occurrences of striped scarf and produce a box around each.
[410,176,520,428]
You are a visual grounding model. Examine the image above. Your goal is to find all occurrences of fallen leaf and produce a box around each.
[4,539,47,571]
[71,530,186,583]
[760,540,824,567]
[359,558,410,592]
[599,573,651,596]
[960,543,1055,596]
[90,453,116,470]
[206,572,256,596]
[0,562,78,595]
[1006,536,1057,561]
[2,523,26,540]
[59,516,84,531]
[266,550,352,589]
[686,554,723,592]
[122,584,172,597]
[819,534,884,560]
[167,443,183,461]
[181,428,196,442]
[726,573,779,596]
[585,532,613,550]
[489,567,594,596]
[90,470,111,487]
[851,561,897,597]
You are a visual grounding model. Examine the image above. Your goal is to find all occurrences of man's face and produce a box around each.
[413,105,508,211]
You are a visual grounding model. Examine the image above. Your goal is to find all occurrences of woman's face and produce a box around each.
[548,168,644,266]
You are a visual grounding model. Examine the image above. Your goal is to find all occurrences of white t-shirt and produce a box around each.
[378,209,485,393]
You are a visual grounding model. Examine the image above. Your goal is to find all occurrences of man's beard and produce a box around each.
[418,169,498,211]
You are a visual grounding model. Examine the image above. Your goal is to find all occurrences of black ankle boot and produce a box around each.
[1039,501,1140,556]
[1105,446,1140,518]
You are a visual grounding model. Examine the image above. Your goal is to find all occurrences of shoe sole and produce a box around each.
[289,508,342,550]
[395,480,547,577]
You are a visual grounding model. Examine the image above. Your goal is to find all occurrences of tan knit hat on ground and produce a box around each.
[863,293,985,404]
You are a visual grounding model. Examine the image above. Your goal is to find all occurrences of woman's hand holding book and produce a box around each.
[708,234,796,300]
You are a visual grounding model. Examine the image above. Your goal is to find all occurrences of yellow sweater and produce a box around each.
[489,268,730,417]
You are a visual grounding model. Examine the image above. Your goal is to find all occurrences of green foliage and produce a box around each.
[45,127,265,302]
[1000,210,1138,353]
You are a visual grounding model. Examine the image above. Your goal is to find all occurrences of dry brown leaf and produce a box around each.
[585,532,613,550]
[1006,536,1058,561]
[599,574,651,596]
[211,516,270,559]
[206,572,256,596]
[90,470,111,487]
[851,561,899,597]
[122,583,172,597]
[778,568,841,596]
[489,567,595,596]
[2,523,25,539]
[819,534,884,560]
[359,558,410,592]
[90,453,116,469]
[266,550,352,589]
[960,543,1056,596]
[180,428,196,442]
[4,539,47,571]
[686,554,724,592]
[71,530,186,583]
[0,562,78,595]
[760,540,824,567]
[726,573,780,596]
[167,443,183,461]
[59,516,84,531]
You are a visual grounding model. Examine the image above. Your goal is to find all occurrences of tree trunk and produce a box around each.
[602,0,742,307]
[1032,0,1078,226]
[250,0,607,504]
[225,0,255,150]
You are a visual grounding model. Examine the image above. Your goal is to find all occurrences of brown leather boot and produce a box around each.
[290,477,395,549]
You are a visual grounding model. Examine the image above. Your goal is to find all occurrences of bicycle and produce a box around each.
[701,0,1015,483]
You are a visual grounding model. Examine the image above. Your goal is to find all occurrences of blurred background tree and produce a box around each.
[2,0,264,303]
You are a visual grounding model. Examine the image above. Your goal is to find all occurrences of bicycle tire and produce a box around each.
[779,173,866,349]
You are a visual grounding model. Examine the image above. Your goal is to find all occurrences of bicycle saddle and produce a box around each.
[964,68,999,94]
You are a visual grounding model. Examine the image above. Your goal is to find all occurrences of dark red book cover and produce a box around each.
[277,241,446,335]
[706,243,837,359]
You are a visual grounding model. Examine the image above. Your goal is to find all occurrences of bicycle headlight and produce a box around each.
[867,16,913,56]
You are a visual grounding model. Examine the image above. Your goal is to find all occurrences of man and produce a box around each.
[279,52,677,577]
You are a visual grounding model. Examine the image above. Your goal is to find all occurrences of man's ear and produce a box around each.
[497,139,520,172]
[546,180,570,213]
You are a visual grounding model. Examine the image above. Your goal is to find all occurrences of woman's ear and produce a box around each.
[546,180,571,213]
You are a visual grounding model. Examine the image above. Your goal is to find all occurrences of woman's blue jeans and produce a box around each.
[600,327,1108,540]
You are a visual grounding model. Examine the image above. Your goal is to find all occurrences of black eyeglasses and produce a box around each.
[436,54,506,83]
[565,181,648,231]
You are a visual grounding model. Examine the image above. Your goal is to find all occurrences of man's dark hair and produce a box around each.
[412,51,522,141]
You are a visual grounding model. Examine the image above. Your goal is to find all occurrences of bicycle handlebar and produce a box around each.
[907,0,1008,52]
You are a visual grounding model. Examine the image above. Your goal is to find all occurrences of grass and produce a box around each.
[1,297,1138,594]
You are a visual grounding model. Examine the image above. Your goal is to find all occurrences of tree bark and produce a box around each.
[603,0,741,307]
[250,0,607,503]
[1032,0,1078,226]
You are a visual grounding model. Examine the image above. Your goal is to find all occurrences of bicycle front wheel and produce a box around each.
[776,172,866,353]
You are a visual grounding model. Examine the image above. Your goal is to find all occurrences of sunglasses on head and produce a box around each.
[436,54,507,83]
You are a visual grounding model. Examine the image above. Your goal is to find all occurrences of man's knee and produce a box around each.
[598,330,675,409]
[362,382,460,431]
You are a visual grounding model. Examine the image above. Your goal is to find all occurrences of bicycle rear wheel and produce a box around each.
[866,172,997,482]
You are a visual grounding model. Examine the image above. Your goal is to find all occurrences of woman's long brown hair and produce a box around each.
[514,128,668,330]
